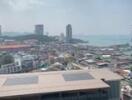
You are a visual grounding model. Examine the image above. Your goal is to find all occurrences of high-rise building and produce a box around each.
[60,33,65,42]
[0,25,2,36]
[35,24,44,36]
[66,24,72,43]
[0,69,122,100]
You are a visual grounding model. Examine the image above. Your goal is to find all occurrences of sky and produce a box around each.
[0,0,132,36]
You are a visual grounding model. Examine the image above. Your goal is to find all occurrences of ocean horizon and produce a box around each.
[74,34,132,46]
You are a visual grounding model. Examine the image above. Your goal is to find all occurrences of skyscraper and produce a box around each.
[35,24,44,36]
[60,33,65,42]
[66,24,72,43]
[0,25,2,36]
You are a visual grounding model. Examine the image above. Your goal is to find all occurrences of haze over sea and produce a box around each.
[74,34,131,46]
[3,32,132,47]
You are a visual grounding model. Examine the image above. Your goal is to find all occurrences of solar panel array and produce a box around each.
[4,75,38,86]
[62,72,94,81]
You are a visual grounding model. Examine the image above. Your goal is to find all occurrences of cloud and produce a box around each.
[8,0,45,11]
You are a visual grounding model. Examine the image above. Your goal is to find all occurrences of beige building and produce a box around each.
[0,69,122,100]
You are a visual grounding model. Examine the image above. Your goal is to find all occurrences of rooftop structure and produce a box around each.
[0,45,31,49]
[0,44,31,51]
[0,69,122,99]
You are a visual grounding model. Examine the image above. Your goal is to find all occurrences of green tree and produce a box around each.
[64,54,75,66]
[96,56,102,60]
[0,53,14,65]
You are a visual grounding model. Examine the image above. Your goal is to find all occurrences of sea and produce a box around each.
[74,34,132,46]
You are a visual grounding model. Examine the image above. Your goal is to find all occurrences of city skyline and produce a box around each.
[0,0,132,36]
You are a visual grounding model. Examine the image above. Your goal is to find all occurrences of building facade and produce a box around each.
[66,24,72,43]
[0,63,22,74]
[60,33,65,42]
[35,24,44,36]
[123,94,132,100]
[1,89,109,100]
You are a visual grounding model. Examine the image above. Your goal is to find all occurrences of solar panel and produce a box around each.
[63,72,94,81]
[4,76,38,86]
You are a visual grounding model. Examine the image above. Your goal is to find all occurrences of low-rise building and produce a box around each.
[0,69,122,100]
[14,54,36,72]
[0,63,22,74]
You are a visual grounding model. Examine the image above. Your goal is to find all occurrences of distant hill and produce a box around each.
[3,32,32,37]
[0,33,86,44]
[0,34,57,43]
[71,38,88,43]
[14,34,57,43]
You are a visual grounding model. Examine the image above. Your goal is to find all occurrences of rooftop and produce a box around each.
[0,69,122,97]
[0,45,31,49]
